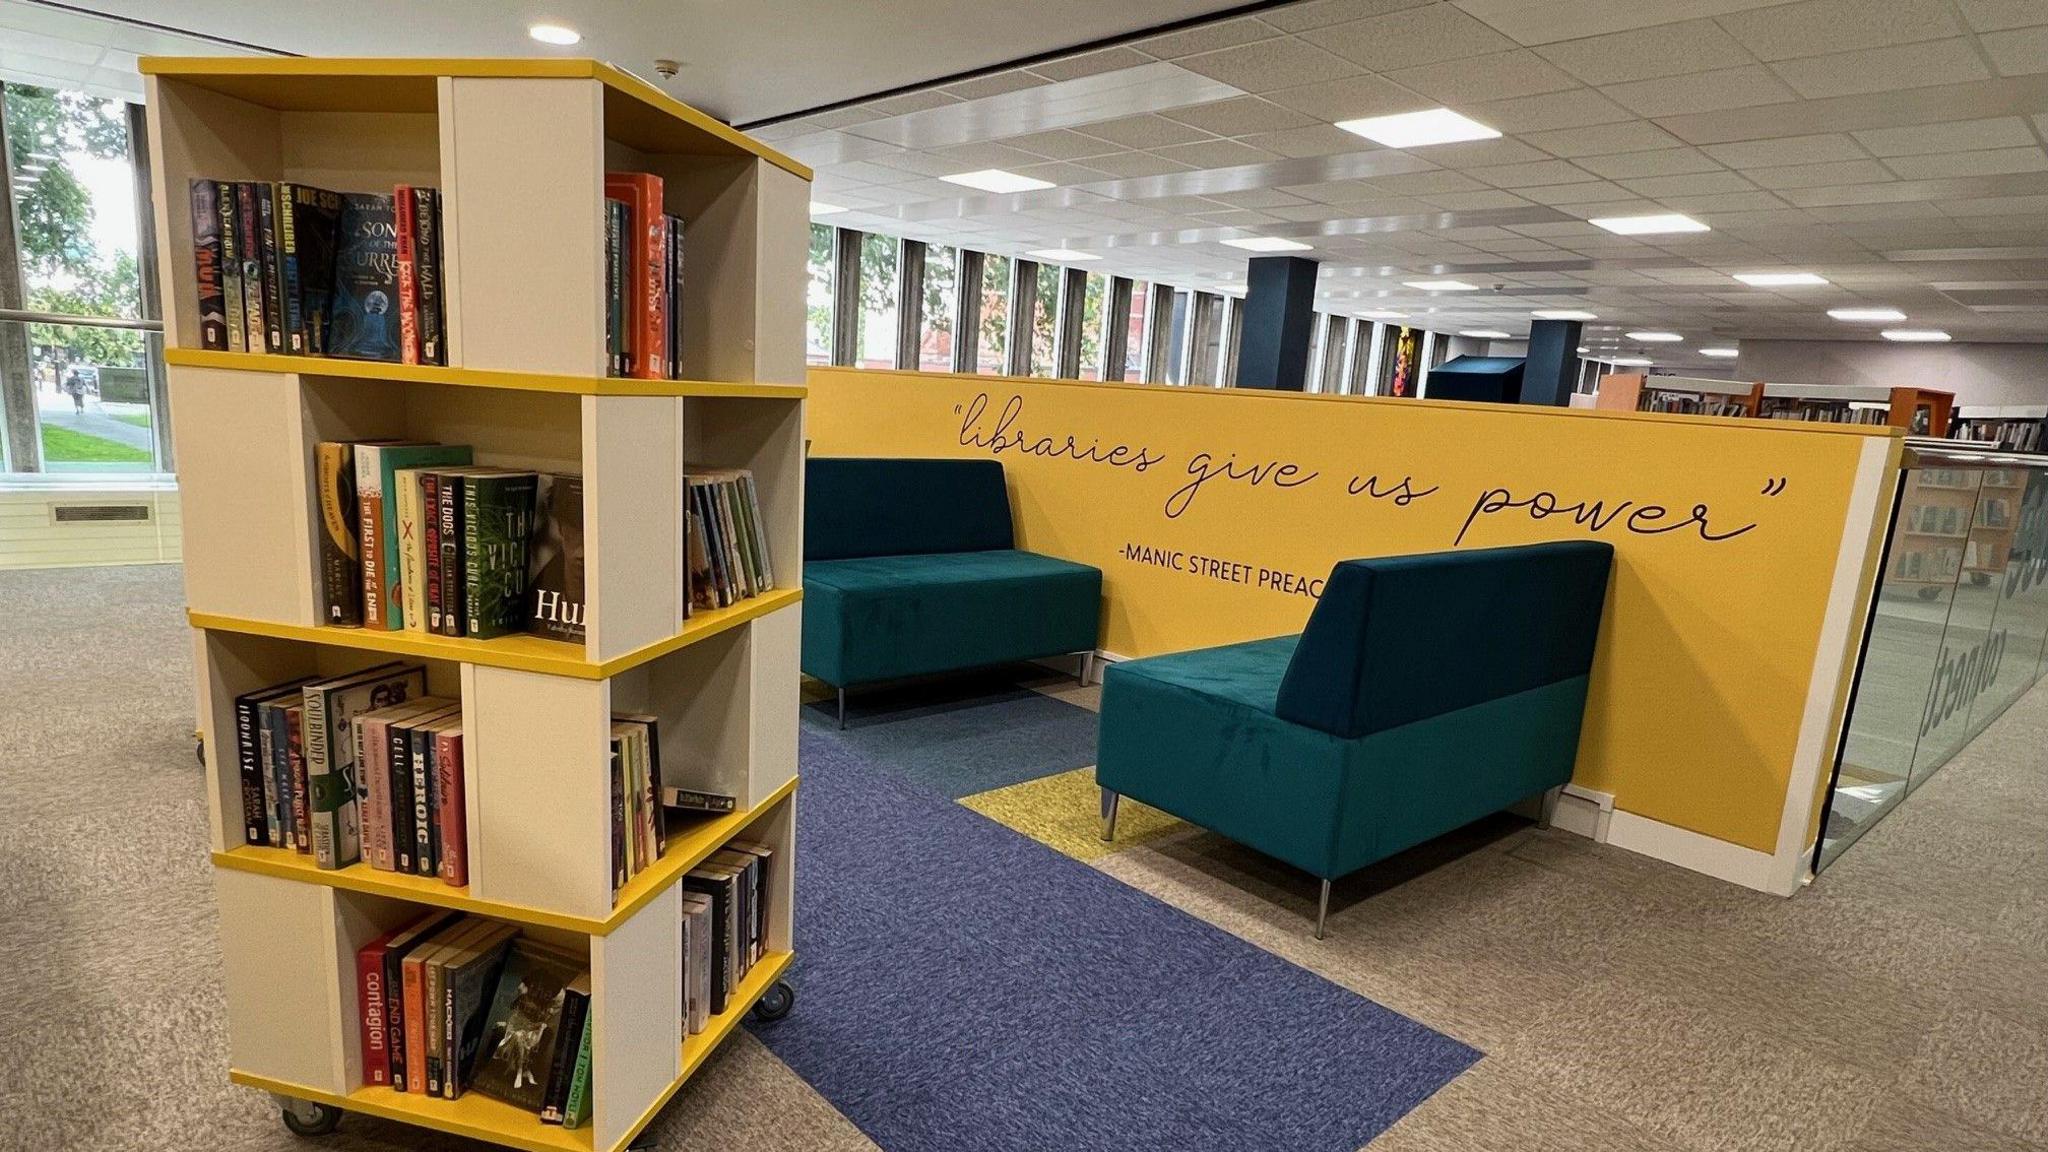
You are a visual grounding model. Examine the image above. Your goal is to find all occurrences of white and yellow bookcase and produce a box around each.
[142,57,809,1152]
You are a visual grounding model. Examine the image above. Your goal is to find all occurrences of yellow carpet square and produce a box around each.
[960,766,1180,862]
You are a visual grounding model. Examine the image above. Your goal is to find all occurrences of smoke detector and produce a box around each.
[653,59,681,78]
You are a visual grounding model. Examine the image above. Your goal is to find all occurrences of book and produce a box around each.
[421,471,444,633]
[605,198,627,376]
[303,663,425,869]
[356,443,473,631]
[472,940,585,1112]
[604,172,668,380]
[686,509,714,612]
[394,468,428,632]
[355,697,451,872]
[189,180,228,350]
[728,838,774,966]
[436,467,469,638]
[389,703,458,874]
[256,183,285,354]
[680,892,712,1035]
[258,691,299,847]
[380,911,462,1092]
[414,187,445,365]
[357,918,409,1087]
[711,850,756,973]
[683,867,735,1014]
[279,182,342,355]
[401,917,473,1092]
[463,470,539,639]
[316,442,367,627]
[285,704,309,852]
[411,712,447,877]
[432,716,468,886]
[421,920,493,1095]
[662,786,736,814]
[539,973,592,1124]
[442,922,518,1098]
[665,213,684,378]
[232,677,316,846]
[217,180,246,353]
[616,713,664,860]
[235,182,267,354]
[526,473,586,642]
[560,1007,594,1128]
[330,191,403,362]
[395,185,420,365]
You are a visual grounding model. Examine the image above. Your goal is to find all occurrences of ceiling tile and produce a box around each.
[1618,171,1760,197]
[1774,39,1992,100]
[1699,134,1870,168]
[807,107,883,130]
[1602,65,1800,117]
[1012,160,1121,187]
[1304,4,1518,71]
[1002,128,1123,160]
[1127,16,1280,59]
[1465,88,1638,132]
[1205,187,1312,208]
[1176,36,1362,92]
[1190,207,1284,227]
[1519,120,1687,157]
[1884,146,2048,179]
[1239,124,1384,158]
[1464,158,1604,187]
[1077,113,1216,149]
[939,72,1053,101]
[1534,18,1758,86]
[1747,159,1897,189]
[1370,169,1492,194]
[1452,0,1841,47]
[1417,137,1562,167]
[1262,72,1424,121]
[1853,116,2038,157]
[1074,151,1196,178]
[1029,47,1155,83]
[1575,148,1726,179]
[1149,138,1286,170]
[1521,179,1636,205]
[1649,190,1790,212]
[1939,193,2048,215]
[1983,26,2048,75]
[862,91,960,117]
[1958,0,2048,33]
[1424,190,1536,210]
[1715,0,1961,62]
[928,140,1061,170]
[1262,0,1437,33]
[1159,96,1318,137]
[1385,49,1584,104]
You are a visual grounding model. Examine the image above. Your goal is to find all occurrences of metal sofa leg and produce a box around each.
[1315,878,1332,940]
[1099,788,1120,842]
[1078,650,1095,687]
[1537,785,1563,830]
[837,687,847,731]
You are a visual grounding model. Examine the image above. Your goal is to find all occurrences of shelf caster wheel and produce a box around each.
[278,1097,342,1138]
[751,980,795,1023]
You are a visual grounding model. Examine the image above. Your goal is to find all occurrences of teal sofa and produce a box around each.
[803,458,1102,726]
[1096,541,1612,936]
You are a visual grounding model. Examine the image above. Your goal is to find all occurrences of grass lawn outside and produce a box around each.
[41,424,153,464]
[110,411,153,429]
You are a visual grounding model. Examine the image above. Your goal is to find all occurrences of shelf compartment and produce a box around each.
[226,950,793,1152]
[212,777,796,936]
[166,348,806,398]
[189,587,801,680]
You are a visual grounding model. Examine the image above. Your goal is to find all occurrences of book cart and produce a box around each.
[143,58,809,1152]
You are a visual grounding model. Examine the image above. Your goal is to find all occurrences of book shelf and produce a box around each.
[1757,382,1954,436]
[145,57,809,1152]
[1951,404,2048,454]
[1594,372,1763,418]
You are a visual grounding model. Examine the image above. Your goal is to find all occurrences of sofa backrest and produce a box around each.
[1274,541,1613,738]
[805,457,1015,561]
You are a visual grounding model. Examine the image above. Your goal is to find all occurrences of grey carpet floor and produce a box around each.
[3,563,2044,1152]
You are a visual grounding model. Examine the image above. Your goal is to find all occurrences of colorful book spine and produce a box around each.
[257,183,285,353]
[236,182,267,354]
[359,713,391,871]
[189,180,228,350]
[358,934,394,1087]
[286,704,310,852]
[463,472,538,638]
[414,187,444,366]
[435,727,466,887]
[218,180,245,353]
[561,1012,593,1128]
[538,979,590,1123]
[437,471,464,637]
[395,470,426,633]
[603,172,668,381]
[233,690,269,846]
[389,718,419,874]
[412,721,437,877]
[422,472,443,634]
[395,185,420,365]
[316,442,362,626]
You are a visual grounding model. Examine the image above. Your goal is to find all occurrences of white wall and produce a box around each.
[1738,339,2048,408]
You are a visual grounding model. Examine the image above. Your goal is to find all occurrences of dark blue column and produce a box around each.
[1234,255,1319,391]
[1520,319,1582,405]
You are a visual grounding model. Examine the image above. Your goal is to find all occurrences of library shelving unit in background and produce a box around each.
[143,57,810,1152]
[1756,382,1954,436]
[1594,372,1763,417]
[1951,404,2048,453]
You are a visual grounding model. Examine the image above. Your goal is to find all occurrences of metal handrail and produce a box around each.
[1903,436,2048,468]
[0,308,163,332]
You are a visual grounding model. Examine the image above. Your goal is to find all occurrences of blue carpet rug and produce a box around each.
[749,732,1482,1152]
[801,673,1100,798]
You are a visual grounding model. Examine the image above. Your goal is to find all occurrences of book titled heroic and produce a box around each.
[188,180,228,350]
[303,663,426,869]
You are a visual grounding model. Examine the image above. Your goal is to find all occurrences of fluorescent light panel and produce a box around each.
[1403,279,1478,291]
[809,201,847,215]
[940,168,1054,194]
[1609,357,1653,366]
[1734,271,1829,286]
[1828,307,1906,321]
[527,22,581,44]
[1359,309,1405,319]
[1222,236,1311,252]
[1336,108,1500,148]
[1028,248,1099,261]
[1533,309,1596,320]
[1627,331,1683,342]
[1882,329,1951,342]
[1699,347,1739,358]
[1460,330,1512,339]
[1589,213,1708,235]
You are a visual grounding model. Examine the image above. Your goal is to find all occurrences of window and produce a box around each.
[1121,281,1148,382]
[976,254,1009,374]
[1027,262,1059,377]
[3,83,161,474]
[1164,289,1191,385]
[804,222,832,366]
[1075,272,1106,381]
[855,232,897,370]
[919,245,957,373]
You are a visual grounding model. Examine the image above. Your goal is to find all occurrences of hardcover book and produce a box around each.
[188,180,228,350]
[560,1006,594,1128]
[235,182,266,353]
[258,693,298,847]
[355,697,451,872]
[216,180,245,353]
[604,172,668,380]
[395,185,420,365]
[471,940,585,1112]
[463,471,539,639]
[413,187,446,365]
[430,715,467,886]
[442,922,518,1098]
[356,443,472,631]
[285,704,309,852]
[315,441,375,627]
[389,703,458,875]
[383,911,463,1092]
[420,920,492,1096]
[526,473,586,643]
[679,892,712,1036]
[303,663,426,869]
[662,786,736,814]
[329,192,403,362]
[279,182,342,355]
[538,973,592,1123]
[256,184,285,353]
[394,468,428,633]
[232,677,317,846]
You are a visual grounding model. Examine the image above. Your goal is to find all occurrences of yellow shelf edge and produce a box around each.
[187,588,802,680]
[212,776,797,937]
[230,950,795,1152]
[137,56,809,180]
[166,348,806,399]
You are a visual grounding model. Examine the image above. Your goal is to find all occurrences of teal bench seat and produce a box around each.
[1096,542,1612,936]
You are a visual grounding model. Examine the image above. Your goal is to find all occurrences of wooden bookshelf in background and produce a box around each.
[1950,405,2048,453]
[1594,372,1764,418]
[147,57,808,1152]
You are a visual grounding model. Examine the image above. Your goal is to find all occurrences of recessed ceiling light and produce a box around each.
[1699,347,1740,358]
[1828,307,1906,322]
[809,201,847,216]
[527,22,581,45]
[1576,346,1589,354]
[1589,213,1709,236]
[1335,108,1501,149]
[1359,309,1405,319]
[1461,329,1512,339]
[1222,236,1312,252]
[1734,271,1829,286]
[1028,248,1099,261]
[941,168,1055,194]
[1404,279,1478,291]
[1609,357,1653,366]
[1533,309,1597,320]
[1882,329,1951,342]
[1627,331,1683,342]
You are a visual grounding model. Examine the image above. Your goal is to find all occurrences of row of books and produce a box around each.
[1758,399,1892,425]
[1907,503,1969,537]
[682,839,773,1036]
[357,912,592,1125]
[688,471,776,610]
[1951,418,2044,453]
[317,440,586,642]
[611,715,665,893]
[190,179,446,365]
[1637,391,1746,417]
[604,172,686,380]
[232,663,429,866]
